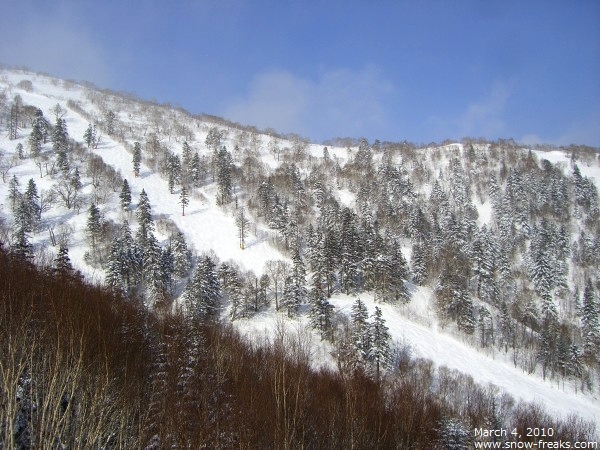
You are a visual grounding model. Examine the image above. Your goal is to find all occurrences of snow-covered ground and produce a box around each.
[1,68,599,426]
[235,289,600,424]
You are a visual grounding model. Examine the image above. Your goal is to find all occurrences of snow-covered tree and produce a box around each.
[216,146,233,205]
[10,225,33,263]
[179,185,189,216]
[181,141,192,185]
[23,178,41,231]
[351,297,370,369]
[171,230,191,277]
[120,179,132,211]
[436,417,471,449]
[309,273,334,340]
[369,306,391,381]
[83,123,97,148]
[190,152,202,187]
[411,240,427,285]
[167,153,182,194]
[185,256,221,320]
[28,110,46,157]
[132,141,142,177]
[281,250,306,317]
[581,279,600,359]
[53,244,75,275]
[104,110,116,135]
[52,116,68,154]
[205,126,223,152]
[87,203,103,248]
[136,189,154,248]
[105,237,126,295]
[8,96,21,140]
[220,262,247,319]
[8,174,21,212]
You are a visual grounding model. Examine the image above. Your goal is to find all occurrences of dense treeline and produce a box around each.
[0,249,596,448]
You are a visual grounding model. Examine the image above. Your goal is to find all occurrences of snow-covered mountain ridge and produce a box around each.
[1,67,599,426]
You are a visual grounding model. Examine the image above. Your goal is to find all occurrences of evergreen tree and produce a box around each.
[282,250,306,317]
[498,301,515,353]
[132,142,142,177]
[15,143,24,159]
[87,203,103,252]
[10,225,33,263]
[23,178,40,231]
[167,153,182,194]
[181,141,192,185]
[478,305,493,347]
[136,189,154,248]
[216,146,233,205]
[13,199,30,240]
[158,245,175,294]
[171,230,191,277]
[53,244,75,275]
[259,273,270,308]
[70,167,82,193]
[435,258,475,334]
[120,179,132,211]
[220,263,246,319]
[56,146,69,174]
[388,240,410,303]
[529,226,554,298]
[472,225,498,303]
[538,292,559,379]
[143,232,165,306]
[8,96,21,140]
[105,237,126,295]
[581,279,600,359]
[83,123,97,148]
[119,221,139,289]
[191,152,201,187]
[369,306,391,381]
[52,116,68,154]
[28,113,44,158]
[309,273,334,340]
[179,185,189,216]
[104,110,116,135]
[411,240,427,285]
[205,127,223,152]
[184,256,221,321]
[351,297,371,369]
[339,208,362,294]
[436,418,471,449]
[569,344,583,380]
[8,175,21,212]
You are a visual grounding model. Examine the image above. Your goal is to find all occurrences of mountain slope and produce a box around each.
[1,67,599,427]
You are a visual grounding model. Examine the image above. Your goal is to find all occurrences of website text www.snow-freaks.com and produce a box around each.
[473,439,598,448]
[473,428,598,448]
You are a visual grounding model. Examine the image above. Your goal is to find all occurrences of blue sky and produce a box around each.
[1,1,599,146]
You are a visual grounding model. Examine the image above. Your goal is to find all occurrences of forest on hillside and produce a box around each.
[0,249,596,448]
[1,70,600,444]
[5,78,598,392]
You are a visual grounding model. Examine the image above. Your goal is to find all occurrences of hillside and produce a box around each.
[1,67,599,432]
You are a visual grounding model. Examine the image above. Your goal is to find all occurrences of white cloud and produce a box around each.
[221,65,394,140]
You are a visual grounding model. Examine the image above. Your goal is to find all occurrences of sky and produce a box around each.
[1,0,599,147]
